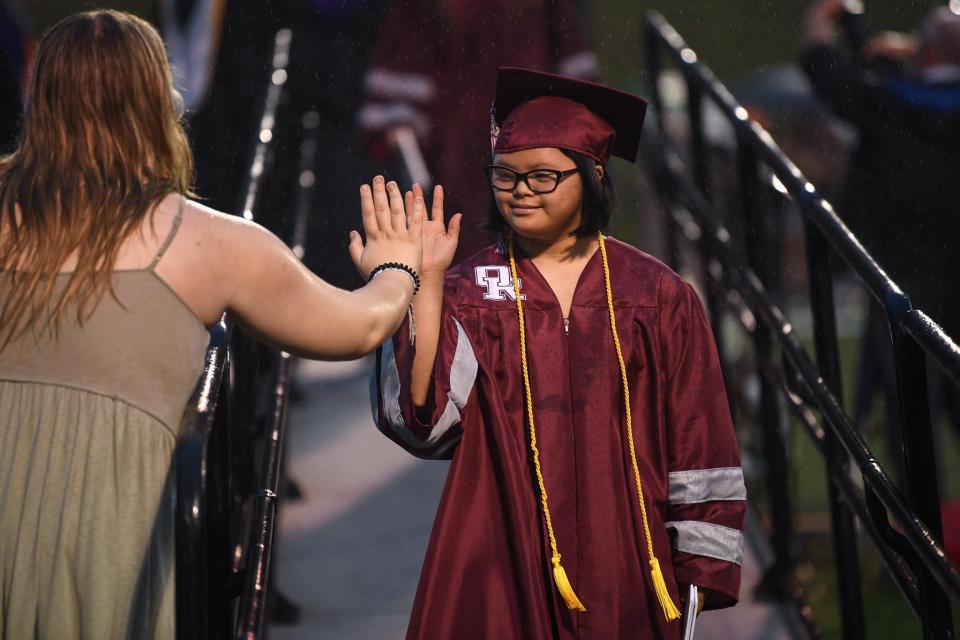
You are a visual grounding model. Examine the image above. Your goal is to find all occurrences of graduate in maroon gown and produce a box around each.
[371,68,745,640]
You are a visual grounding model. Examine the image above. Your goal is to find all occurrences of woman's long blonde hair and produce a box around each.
[0,10,192,349]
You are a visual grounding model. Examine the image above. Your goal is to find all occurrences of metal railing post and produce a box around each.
[176,322,232,640]
[235,352,292,639]
[684,70,729,385]
[803,218,866,640]
[738,142,794,597]
[892,311,955,639]
[645,20,680,271]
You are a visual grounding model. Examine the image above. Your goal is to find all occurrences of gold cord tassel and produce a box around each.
[508,233,683,620]
[599,233,681,623]
[552,556,587,612]
[509,236,586,613]
[649,558,682,621]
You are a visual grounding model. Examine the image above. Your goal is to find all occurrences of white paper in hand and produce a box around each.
[682,584,699,640]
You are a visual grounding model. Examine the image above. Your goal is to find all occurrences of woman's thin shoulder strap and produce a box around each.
[148,196,186,271]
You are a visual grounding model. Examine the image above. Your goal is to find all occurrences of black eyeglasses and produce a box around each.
[484,165,579,194]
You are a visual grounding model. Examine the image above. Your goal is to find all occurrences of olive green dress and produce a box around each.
[0,204,209,639]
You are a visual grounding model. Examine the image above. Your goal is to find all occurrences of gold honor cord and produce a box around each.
[598,233,681,622]
[508,236,586,612]
[507,233,681,621]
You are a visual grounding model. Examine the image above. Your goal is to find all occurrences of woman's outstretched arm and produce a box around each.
[217,177,424,360]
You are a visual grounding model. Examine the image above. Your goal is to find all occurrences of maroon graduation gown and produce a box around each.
[373,238,745,639]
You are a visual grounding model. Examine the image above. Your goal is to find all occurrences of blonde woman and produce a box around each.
[0,10,422,639]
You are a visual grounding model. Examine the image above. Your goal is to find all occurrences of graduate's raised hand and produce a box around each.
[349,176,424,279]
[405,184,458,407]
[405,183,460,276]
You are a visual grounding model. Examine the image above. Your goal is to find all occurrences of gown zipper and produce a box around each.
[564,317,570,335]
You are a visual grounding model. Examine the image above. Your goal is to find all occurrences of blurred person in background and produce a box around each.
[156,0,275,216]
[156,0,224,113]
[802,0,960,333]
[0,11,424,639]
[160,0,390,290]
[265,0,392,290]
[801,0,960,475]
[360,0,599,262]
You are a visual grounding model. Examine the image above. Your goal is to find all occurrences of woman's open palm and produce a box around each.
[406,183,461,276]
[349,176,424,279]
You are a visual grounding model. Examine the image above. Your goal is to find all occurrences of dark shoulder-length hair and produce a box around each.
[485,149,616,238]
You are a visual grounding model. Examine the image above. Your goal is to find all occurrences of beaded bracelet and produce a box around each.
[369,262,421,294]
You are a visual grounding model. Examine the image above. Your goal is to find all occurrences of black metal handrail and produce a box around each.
[239,29,292,222]
[645,11,960,640]
[653,136,960,603]
[234,352,292,638]
[175,320,231,640]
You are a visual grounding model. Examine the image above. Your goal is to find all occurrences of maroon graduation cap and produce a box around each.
[491,67,648,165]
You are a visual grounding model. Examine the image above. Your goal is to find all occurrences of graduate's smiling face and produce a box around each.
[490,147,585,243]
